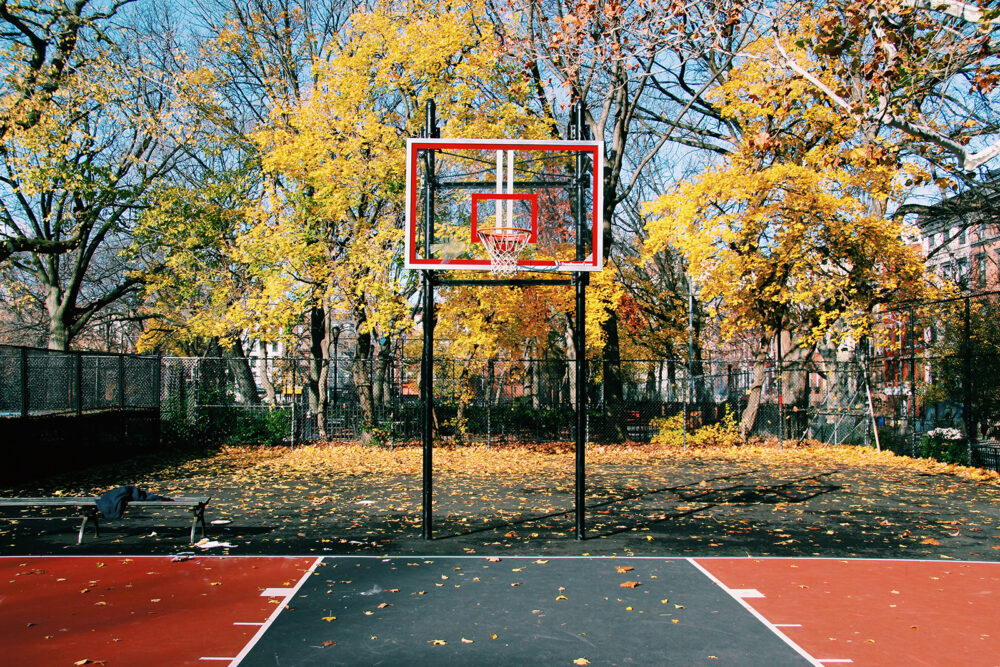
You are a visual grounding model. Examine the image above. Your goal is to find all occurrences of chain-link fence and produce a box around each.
[160,329,1000,469]
[0,345,162,482]
[0,345,161,416]
[156,293,1000,473]
[6,292,999,475]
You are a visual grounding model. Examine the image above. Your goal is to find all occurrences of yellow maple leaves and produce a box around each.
[642,30,934,346]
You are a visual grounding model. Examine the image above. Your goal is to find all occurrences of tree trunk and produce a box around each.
[256,342,277,404]
[200,338,227,404]
[601,310,628,442]
[739,346,769,439]
[453,357,476,445]
[563,318,578,408]
[352,307,376,443]
[307,304,329,439]
[46,285,71,350]
[375,338,392,408]
[224,338,260,405]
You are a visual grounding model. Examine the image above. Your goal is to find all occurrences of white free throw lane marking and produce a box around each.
[230,556,324,666]
[731,588,765,598]
[775,624,803,627]
[199,658,235,662]
[817,660,853,664]
[260,587,296,597]
[688,559,823,667]
[233,622,265,626]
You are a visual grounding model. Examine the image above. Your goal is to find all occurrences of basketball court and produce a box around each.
[4,107,999,665]
[3,554,998,665]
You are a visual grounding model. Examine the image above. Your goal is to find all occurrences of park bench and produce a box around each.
[0,496,211,545]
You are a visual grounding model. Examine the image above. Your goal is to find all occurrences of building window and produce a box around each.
[959,227,967,245]
[976,253,986,287]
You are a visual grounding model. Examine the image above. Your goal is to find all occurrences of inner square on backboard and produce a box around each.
[405,138,604,272]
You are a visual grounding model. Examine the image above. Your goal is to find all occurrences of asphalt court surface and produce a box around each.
[239,557,809,666]
[4,555,999,665]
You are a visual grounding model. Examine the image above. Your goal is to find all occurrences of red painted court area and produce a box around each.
[0,555,315,666]
[695,558,1000,666]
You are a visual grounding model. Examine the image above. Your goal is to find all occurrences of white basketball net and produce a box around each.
[477,226,531,277]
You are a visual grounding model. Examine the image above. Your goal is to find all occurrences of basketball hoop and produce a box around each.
[477,226,531,277]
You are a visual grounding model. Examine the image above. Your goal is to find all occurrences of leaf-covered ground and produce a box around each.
[2,442,998,560]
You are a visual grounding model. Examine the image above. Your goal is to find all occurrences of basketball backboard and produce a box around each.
[404,138,603,273]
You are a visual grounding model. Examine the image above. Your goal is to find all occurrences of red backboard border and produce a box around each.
[404,138,604,272]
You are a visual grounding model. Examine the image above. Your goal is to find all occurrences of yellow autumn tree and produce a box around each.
[251,1,553,440]
[642,36,936,436]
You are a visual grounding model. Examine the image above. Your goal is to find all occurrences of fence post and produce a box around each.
[119,353,126,409]
[20,346,29,418]
[155,354,163,445]
[777,333,783,444]
[76,352,83,416]
[909,307,917,456]
[964,295,975,461]
[155,354,163,410]
[487,358,494,449]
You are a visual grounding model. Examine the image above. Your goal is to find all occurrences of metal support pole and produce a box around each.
[422,271,435,539]
[575,271,587,540]
[421,99,437,540]
[571,100,589,540]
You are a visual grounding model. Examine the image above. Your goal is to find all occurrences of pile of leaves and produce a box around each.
[232,439,1000,485]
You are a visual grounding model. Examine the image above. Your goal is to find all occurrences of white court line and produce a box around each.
[731,588,765,598]
[817,660,853,664]
[230,556,324,666]
[688,559,824,667]
[260,587,296,597]
[775,624,803,628]
[199,658,235,662]
[233,622,264,626]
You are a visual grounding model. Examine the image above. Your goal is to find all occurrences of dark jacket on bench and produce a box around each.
[96,486,171,519]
